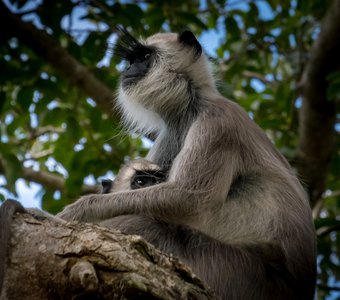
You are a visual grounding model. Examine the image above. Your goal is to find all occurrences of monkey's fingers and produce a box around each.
[57,196,91,222]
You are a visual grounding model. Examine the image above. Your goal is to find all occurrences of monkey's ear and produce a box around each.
[178,30,202,57]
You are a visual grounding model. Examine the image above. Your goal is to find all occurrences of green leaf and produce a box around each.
[1,152,21,190]
[66,115,81,141]
[41,107,65,126]
[225,16,241,41]
[17,86,33,111]
[0,91,7,113]
[326,70,340,101]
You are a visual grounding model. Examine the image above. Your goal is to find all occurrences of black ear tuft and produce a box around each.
[178,30,202,57]
[114,25,142,61]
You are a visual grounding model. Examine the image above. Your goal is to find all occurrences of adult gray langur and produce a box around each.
[0,29,316,299]
[56,28,317,299]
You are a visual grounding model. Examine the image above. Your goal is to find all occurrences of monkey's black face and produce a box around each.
[121,46,154,88]
[130,169,166,190]
[114,27,155,88]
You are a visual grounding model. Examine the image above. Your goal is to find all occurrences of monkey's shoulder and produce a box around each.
[196,98,256,136]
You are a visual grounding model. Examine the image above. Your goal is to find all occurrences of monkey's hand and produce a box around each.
[57,179,205,223]
[56,194,104,222]
[57,192,141,222]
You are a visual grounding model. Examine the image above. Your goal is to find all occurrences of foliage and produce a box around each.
[0,0,339,298]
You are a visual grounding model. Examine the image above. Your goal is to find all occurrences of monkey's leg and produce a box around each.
[99,215,298,300]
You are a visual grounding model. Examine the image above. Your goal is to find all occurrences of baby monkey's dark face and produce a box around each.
[101,168,166,194]
[130,169,166,190]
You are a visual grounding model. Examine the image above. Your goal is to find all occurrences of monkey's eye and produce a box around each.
[129,50,152,65]
[136,178,145,186]
[151,177,160,184]
[137,52,151,62]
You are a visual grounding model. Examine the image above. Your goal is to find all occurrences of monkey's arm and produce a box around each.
[58,118,238,222]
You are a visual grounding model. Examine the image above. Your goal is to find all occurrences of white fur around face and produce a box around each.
[117,86,165,135]
[117,32,218,132]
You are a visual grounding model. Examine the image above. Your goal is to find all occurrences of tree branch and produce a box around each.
[296,0,339,207]
[242,70,273,85]
[0,2,119,120]
[0,159,98,195]
[0,213,215,299]
[316,223,340,237]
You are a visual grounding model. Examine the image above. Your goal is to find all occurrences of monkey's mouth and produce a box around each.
[121,68,150,88]
[121,74,143,87]
[121,59,152,88]
[123,73,140,80]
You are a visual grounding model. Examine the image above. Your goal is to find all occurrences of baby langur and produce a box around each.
[1,28,316,300]
[101,159,166,193]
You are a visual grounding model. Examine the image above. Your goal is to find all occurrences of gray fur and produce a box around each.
[56,30,316,299]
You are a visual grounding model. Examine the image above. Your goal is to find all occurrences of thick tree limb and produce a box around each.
[297,0,339,207]
[0,213,215,300]
[0,159,98,194]
[0,2,118,120]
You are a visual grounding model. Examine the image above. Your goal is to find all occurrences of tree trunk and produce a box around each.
[297,0,339,207]
[0,213,215,300]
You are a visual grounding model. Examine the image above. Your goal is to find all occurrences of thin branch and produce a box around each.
[242,70,272,85]
[90,0,114,17]
[312,190,340,219]
[29,126,65,140]
[0,159,98,195]
[316,224,340,237]
[312,198,324,219]
[323,190,340,198]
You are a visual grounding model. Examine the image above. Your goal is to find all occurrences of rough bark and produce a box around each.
[297,0,339,207]
[0,2,118,120]
[0,213,215,300]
